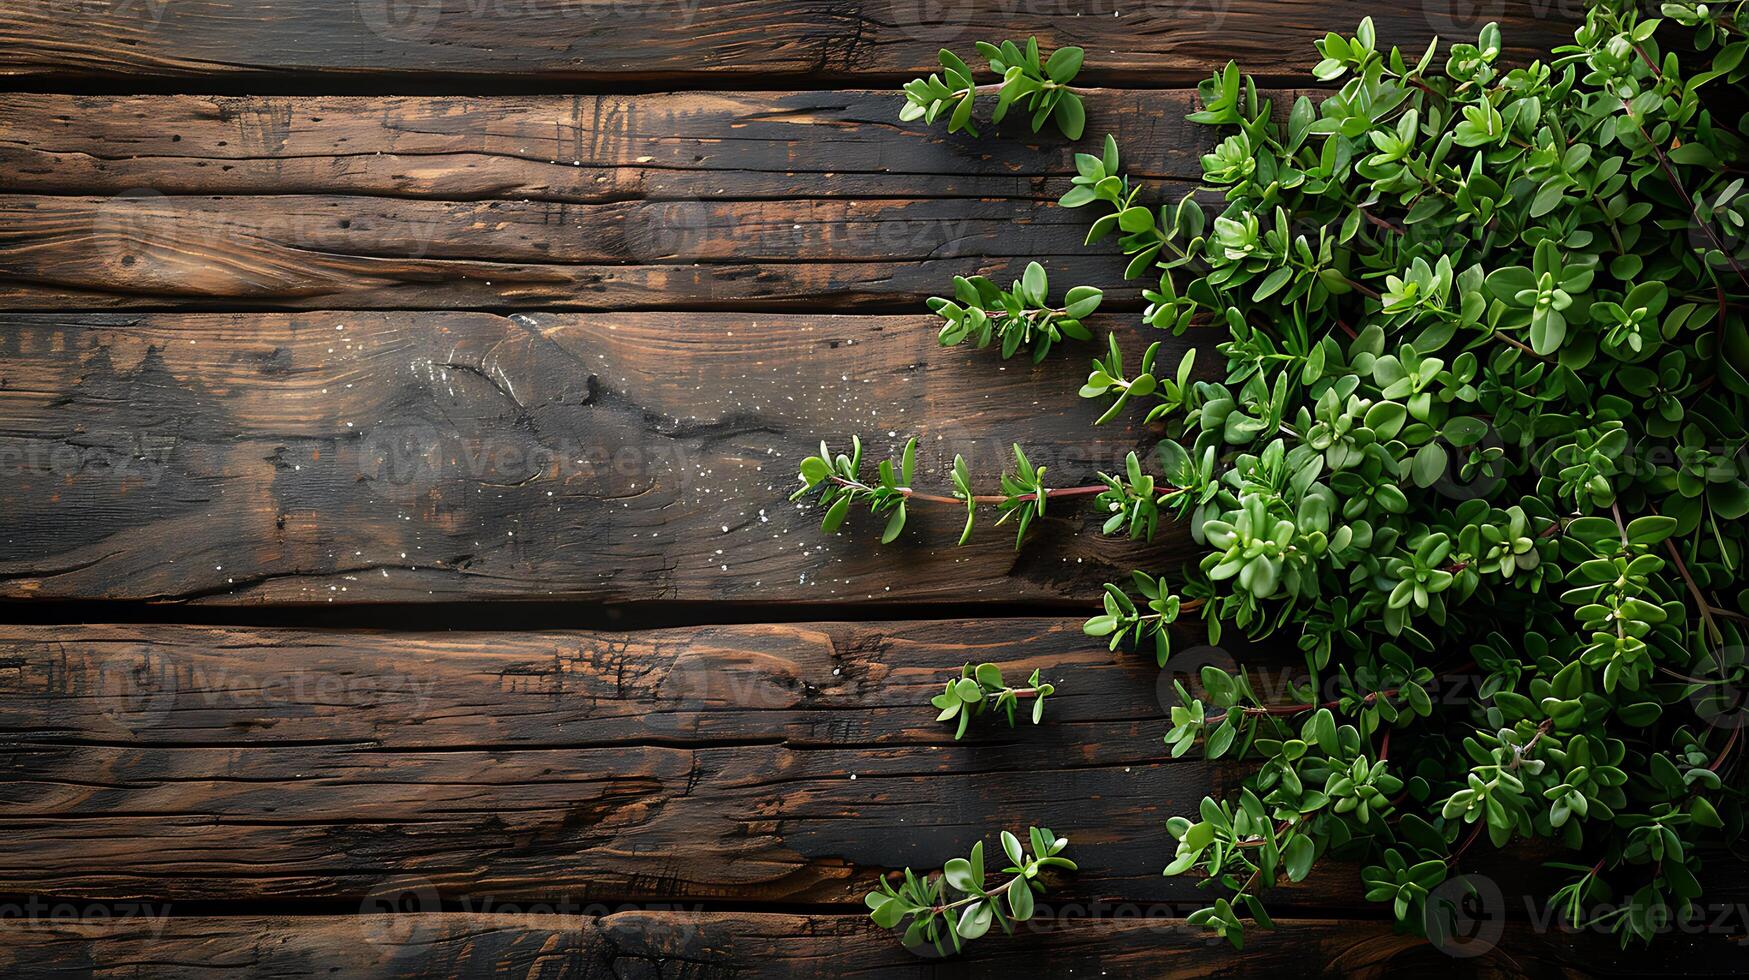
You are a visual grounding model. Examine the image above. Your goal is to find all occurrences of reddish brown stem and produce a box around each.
[1344,277,1382,300]
[1360,208,1406,236]
[827,476,1111,507]
[1233,819,1299,849]
[1508,719,1555,772]
[1708,726,1741,773]
[1664,535,1725,647]
[1619,97,1749,293]
[1448,821,1486,865]
[1491,329,1553,363]
[928,873,1018,915]
[1205,686,1401,726]
[993,485,1108,505]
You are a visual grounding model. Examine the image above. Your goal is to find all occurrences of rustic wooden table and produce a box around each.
[0,1,1739,975]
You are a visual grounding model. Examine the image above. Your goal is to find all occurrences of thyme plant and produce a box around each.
[865,828,1075,954]
[813,3,1749,953]
[901,39,1087,140]
[931,262,1104,361]
[933,662,1057,739]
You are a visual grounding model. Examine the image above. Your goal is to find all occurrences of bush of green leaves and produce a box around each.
[803,0,1749,953]
[933,662,1057,739]
[866,827,1076,955]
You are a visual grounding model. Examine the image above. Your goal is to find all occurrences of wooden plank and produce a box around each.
[0,1,1575,87]
[0,89,1228,200]
[0,620,1244,904]
[0,912,1739,978]
[0,90,1227,310]
[0,192,1143,310]
[2,622,1738,921]
[0,310,1185,604]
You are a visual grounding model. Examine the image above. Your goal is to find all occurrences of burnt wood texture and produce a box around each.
[1,624,1740,910]
[0,2,1652,976]
[0,1,1570,86]
[0,89,1220,311]
[0,620,1195,904]
[0,913,1739,978]
[0,310,1184,604]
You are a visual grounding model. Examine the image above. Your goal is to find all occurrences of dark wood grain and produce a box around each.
[0,620,1245,904]
[0,1,1575,86]
[0,89,1231,200]
[0,310,1189,604]
[0,89,1235,310]
[3,622,1738,925]
[0,912,1739,979]
[0,192,1147,310]
[0,2,1704,974]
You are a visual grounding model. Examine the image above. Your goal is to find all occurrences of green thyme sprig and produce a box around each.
[865,828,1075,954]
[932,663,1056,739]
[791,439,1112,548]
[1064,8,1749,950]
[789,435,914,543]
[1080,335,1200,424]
[900,38,1087,140]
[829,1,1749,958]
[931,262,1102,361]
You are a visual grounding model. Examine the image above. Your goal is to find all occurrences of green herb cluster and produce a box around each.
[793,438,1109,548]
[932,662,1057,739]
[822,1,1749,955]
[900,38,1087,140]
[865,828,1075,955]
[930,262,1104,362]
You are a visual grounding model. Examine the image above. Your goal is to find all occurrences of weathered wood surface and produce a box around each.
[0,912,1738,979]
[0,311,1189,604]
[0,192,1146,310]
[0,3,1682,973]
[0,90,1231,200]
[1,622,1736,920]
[0,1,1573,86]
[0,620,1241,903]
[0,90,1248,310]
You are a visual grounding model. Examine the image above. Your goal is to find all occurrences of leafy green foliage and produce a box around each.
[900,38,1087,140]
[931,262,1102,361]
[1065,5,1749,950]
[1080,335,1198,425]
[994,444,1052,548]
[794,438,1116,550]
[865,828,1075,954]
[824,0,1749,956]
[932,663,1057,739]
[789,435,917,543]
